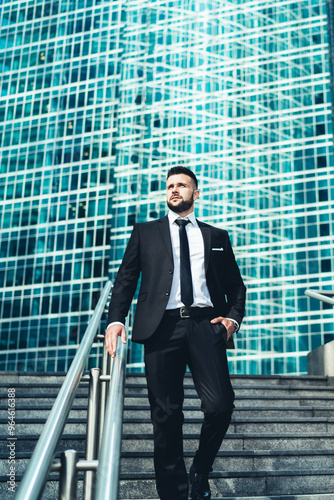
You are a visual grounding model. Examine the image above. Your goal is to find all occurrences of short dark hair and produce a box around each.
[166,166,198,189]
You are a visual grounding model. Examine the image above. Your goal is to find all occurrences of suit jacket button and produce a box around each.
[169,269,173,274]
[165,291,170,296]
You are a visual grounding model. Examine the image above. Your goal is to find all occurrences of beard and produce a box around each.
[167,196,194,213]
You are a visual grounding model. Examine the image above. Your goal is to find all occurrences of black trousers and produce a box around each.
[144,312,235,500]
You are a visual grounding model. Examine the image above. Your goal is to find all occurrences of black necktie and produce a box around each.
[175,219,193,308]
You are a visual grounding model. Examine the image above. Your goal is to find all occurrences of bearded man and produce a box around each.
[105,166,246,500]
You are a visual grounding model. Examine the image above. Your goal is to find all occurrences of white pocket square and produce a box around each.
[212,247,224,251]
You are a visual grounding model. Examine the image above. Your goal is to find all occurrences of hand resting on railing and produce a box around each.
[105,323,127,358]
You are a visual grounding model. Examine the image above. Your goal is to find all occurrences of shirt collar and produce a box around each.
[168,210,197,226]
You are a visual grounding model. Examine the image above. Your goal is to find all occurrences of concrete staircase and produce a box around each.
[1,372,334,499]
[121,373,334,500]
[0,372,88,499]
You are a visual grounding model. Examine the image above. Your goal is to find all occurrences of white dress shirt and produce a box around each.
[166,210,213,309]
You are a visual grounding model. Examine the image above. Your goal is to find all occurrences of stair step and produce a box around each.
[125,383,334,396]
[2,404,334,419]
[0,396,88,406]
[2,449,333,475]
[118,469,334,498]
[124,496,334,500]
[0,407,87,419]
[0,475,82,499]
[4,392,334,407]
[3,431,334,454]
[0,384,88,396]
[3,478,330,500]
[0,372,67,384]
[0,419,87,434]
[2,371,330,386]
[16,394,333,404]
[126,373,332,386]
[123,405,334,418]
[0,434,87,454]
[120,449,334,472]
[121,432,334,451]
[3,416,334,435]
[124,394,334,407]
[0,451,86,476]
[121,417,334,434]
[2,478,333,500]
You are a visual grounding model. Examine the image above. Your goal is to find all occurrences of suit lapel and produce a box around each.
[198,221,211,273]
[158,216,173,265]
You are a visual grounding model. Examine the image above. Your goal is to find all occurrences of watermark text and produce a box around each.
[7,388,16,494]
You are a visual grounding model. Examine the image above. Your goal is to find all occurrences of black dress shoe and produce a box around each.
[189,464,211,500]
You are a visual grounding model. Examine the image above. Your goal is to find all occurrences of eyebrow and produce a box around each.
[167,181,188,188]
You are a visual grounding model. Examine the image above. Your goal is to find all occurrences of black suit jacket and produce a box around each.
[107,215,246,347]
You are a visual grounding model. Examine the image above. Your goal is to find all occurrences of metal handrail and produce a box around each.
[95,336,128,500]
[16,280,113,500]
[305,289,334,306]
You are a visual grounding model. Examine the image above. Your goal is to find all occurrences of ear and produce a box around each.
[193,189,200,201]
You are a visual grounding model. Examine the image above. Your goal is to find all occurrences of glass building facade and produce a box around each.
[1,0,334,375]
[327,0,334,119]
[0,0,124,370]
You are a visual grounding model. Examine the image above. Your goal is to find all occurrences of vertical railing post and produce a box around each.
[58,450,78,500]
[98,295,112,454]
[83,368,100,500]
[98,342,111,454]
[95,338,128,500]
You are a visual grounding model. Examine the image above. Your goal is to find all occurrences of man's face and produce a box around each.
[166,174,199,214]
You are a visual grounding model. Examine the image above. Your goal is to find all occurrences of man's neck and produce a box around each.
[170,209,194,218]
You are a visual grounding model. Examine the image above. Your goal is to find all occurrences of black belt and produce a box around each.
[164,306,214,319]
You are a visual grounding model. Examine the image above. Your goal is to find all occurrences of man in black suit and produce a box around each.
[105,166,246,500]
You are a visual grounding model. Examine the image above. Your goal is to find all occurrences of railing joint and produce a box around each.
[59,450,79,500]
